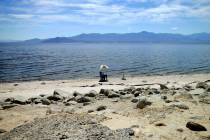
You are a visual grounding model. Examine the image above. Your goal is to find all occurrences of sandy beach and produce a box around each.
[0,73,210,139]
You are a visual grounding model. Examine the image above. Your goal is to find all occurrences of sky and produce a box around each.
[0,0,210,40]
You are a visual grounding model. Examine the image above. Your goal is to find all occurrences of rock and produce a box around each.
[4,97,14,102]
[88,110,94,113]
[13,83,19,86]
[176,128,184,132]
[1,104,17,110]
[39,94,46,97]
[0,128,7,133]
[155,122,167,126]
[161,95,167,100]
[73,91,81,97]
[47,94,63,101]
[64,100,78,106]
[76,96,91,103]
[84,90,97,97]
[186,121,207,131]
[134,91,140,97]
[83,102,90,106]
[196,82,209,89]
[99,89,110,96]
[96,105,107,111]
[119,91,126,95]
[34,98,42,104]
[41,82,46,85]
[41,98,51,105]
[108,91,120,98]
[131,98,139,103]
[136,97,152,109]
[159,84,168,90]
[170,102,189,110]
[199,98,210,104]
[165,100,172,103]
[12,97,26,105]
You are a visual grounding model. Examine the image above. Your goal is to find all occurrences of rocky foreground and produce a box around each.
[0,77,210,140]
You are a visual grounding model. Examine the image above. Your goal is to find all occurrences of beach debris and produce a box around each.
[84,90,97,97]
[136,97,152,109]
[186,121,207,131]
[96,105,107,111]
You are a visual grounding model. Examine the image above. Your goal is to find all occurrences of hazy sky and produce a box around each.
[0,0,210,40]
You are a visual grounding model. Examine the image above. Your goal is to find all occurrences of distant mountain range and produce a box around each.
[1,31,210,45]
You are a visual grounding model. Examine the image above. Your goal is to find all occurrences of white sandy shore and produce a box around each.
[0,73,210,100]
[0,73,210,140]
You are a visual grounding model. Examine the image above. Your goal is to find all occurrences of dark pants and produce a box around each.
[99,72,107,82]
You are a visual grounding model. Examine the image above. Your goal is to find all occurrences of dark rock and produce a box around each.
[176,128,184,132]
[108,91,120,98]
[39,94,46,97]
[136,97,152,109]
[73,91,81,97]
[99,89,110,96]
[134,91,140,97]
[83,102,90,106]
[41,82,46,85]
[196,82,209,89]
[131,98,139,103]
[34,98,42,104]
[155,122,166,126]
[76,96,91,103]
[41,98,51,105]
[2,104,17,110]
[88,110,94,113]
[116,128,135,136]
[186,121,207,131]
[119,91,126,95]
[96,105,107,111]
[0,128,7,133]
[47,94,63,101]
[13,83,19,86]
[159,84,168,90]
[12,97,26,105]
[161,95,167,100]
[165,100,172,103]
[4,97,14,102]
[84,90,97,97]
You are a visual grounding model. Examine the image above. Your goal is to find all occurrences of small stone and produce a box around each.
[41,82,46,85]
[136,97,152,109]
[177,128,184,132]
[13,83,18,86]
[88,109,94,113]
[131,125,139,128]
[96,105,107,111]
[83,102,90,106]
[131,98,139,103]
[0,128,7,133]
[2,104,17,109]
[165,100,172,103]
[186,121,207,131]
[159,84,168,90]
[155,122,166,126]
[161,95,167,100]
[170,102,189,110]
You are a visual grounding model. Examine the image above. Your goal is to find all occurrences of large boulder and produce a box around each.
[186,121,207,131]
[136,97,152,109]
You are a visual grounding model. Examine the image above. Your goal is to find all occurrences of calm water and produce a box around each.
[0,43,210,82]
